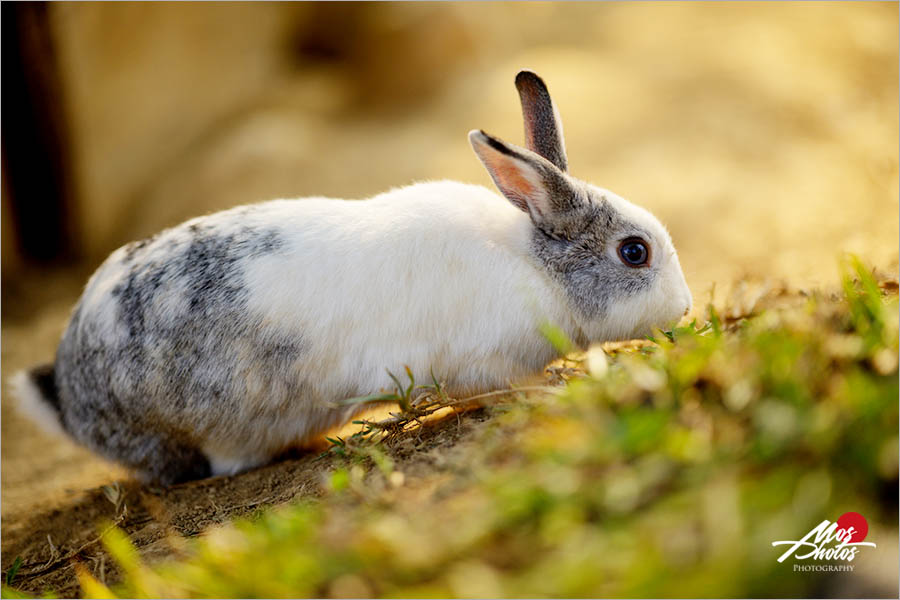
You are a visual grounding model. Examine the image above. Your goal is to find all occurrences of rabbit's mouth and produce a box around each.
[576,298,690,344]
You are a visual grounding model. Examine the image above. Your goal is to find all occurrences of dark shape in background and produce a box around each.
[2,2,77,265]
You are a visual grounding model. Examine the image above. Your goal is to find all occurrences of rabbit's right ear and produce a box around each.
[469,130,580,226]
[515,70,568,172]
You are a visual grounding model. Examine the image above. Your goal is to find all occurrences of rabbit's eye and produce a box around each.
[618,238,650,267]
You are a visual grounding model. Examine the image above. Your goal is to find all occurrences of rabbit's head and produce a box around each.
[470,70,691,342]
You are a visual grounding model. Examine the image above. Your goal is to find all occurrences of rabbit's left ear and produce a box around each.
[515,70,568,172]
[469,129,580,225]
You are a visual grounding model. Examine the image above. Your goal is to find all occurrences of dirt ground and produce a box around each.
[2,371,491,597]
[2,3,897,595]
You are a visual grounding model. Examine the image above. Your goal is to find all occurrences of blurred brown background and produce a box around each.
[1,2,898,520]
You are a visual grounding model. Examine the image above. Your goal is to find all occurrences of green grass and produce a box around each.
[4,257,898,598]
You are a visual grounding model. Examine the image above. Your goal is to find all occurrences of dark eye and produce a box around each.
[618,238,650,267]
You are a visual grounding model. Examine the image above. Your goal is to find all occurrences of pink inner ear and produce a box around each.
[486,155,535,199]
[494,160,540,215]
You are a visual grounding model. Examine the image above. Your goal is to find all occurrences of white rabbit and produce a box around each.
[12,70,692,485]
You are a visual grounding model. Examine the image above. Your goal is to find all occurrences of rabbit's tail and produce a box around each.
[9,364,67,436]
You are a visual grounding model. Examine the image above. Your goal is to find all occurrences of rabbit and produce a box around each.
[11,70,692,485]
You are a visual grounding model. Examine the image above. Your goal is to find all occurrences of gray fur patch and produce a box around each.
[122,232,159,263]
[53,220,305,485]
[530,189,656,321]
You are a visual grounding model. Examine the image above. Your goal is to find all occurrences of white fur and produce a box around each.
[241,181,578,390]
[8,370,65,437]
[237,181,582,460]
[205,451,268,477]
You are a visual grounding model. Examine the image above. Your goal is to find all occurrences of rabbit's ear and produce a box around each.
[469,130,579,223]
[515,70,568,172]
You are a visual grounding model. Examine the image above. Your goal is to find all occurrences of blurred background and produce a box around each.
[1,0,897,538]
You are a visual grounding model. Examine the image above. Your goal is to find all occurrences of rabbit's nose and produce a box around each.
[684,307,690,317]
